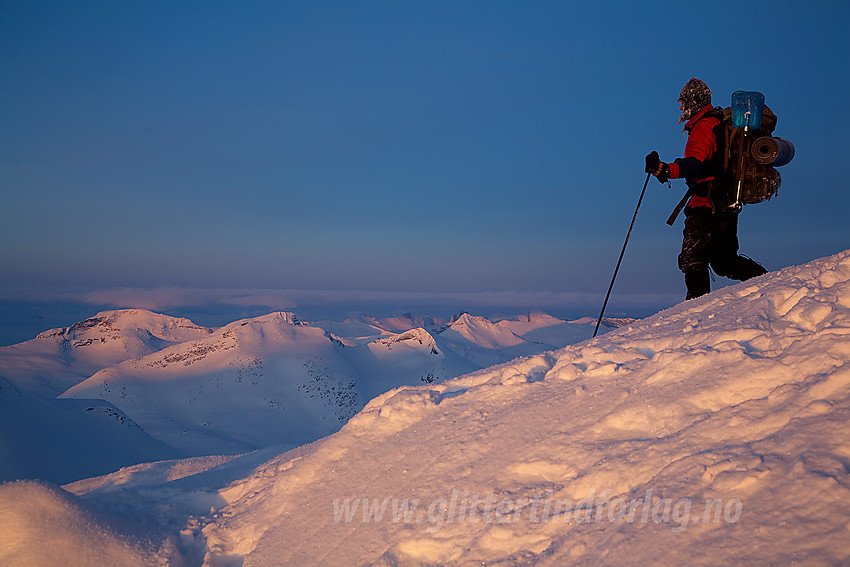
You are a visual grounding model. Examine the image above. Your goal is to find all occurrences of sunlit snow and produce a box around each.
[2,250,850,566]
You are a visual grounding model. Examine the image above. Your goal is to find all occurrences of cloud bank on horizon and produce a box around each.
[1,286,679,312]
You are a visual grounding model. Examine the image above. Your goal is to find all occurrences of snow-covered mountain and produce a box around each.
[500,313,638,347]
[6,249,846,566]
[0,376,181,485]
[2,304,613,484]
[54,311,609,458]
[60,312,364,455]
[496,311,566,336]
[436,313,547,368]
[0,309,212,397]
[444,312,525,348]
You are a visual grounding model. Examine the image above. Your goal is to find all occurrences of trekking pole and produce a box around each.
[731,111,751,210]
[593,172,652,338]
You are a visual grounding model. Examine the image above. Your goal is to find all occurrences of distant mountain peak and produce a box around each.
[1,309,213,398]
[37,308,211,342]
[373,328,439,353]
[445,313,525,349]
[224,311,301,329]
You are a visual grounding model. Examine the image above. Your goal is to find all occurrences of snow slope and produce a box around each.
[41,249,850,566]
[61,312,365,455]
[437,313,546,368]
[58,311,605,457]
[343,327,451,400]
[444,313,526,348]
[0,480,168,567]
[0,309,211,398]
[496,311,566,336]
[498,313,635,350]
[0,377,182,484]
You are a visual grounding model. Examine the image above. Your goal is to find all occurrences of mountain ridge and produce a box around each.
[2,305,634,481]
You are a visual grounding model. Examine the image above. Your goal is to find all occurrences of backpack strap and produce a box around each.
[724,122,734,172]
[666,187,695,225]
[667,107,729,225]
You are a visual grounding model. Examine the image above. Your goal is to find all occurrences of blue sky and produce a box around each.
[1,0,849,339]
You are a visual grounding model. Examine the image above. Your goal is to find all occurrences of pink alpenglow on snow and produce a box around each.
[1,250,849,566]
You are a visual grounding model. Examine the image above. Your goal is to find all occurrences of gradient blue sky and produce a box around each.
[1,1,849,339]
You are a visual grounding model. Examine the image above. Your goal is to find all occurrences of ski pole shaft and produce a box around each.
[732,118,749,210]
[593,172,652,338]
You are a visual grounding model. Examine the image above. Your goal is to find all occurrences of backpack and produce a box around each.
[718,102,782,206]
[666,91,794,225]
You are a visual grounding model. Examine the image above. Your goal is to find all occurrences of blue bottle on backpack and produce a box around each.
[731,91,764,130]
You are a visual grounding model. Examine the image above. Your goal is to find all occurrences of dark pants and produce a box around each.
[678,207,766,299]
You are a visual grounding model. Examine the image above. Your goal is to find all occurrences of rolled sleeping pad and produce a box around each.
[751,136,795,167]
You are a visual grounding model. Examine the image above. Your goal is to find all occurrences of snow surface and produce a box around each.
[2,250,847,566]
[0,377,181,484]
[0,480,167,567]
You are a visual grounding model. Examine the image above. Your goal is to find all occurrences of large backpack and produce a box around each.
[718,102,782,206]
[667,91,793,224]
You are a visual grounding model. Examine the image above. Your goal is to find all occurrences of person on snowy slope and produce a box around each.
[645,77,767,300]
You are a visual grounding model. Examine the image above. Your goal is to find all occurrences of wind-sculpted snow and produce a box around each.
[6,251,850,565]
[0,480,165,567]
[182,250,848,566]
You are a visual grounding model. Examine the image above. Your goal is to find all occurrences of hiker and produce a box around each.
[645,78,767,300]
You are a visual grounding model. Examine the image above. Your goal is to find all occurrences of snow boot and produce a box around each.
[730,255,768,281]
[685,269,711,300]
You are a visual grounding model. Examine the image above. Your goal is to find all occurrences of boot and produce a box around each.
[731,255,767,281]
[684,269,710,300]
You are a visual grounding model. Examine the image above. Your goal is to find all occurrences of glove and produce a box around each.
[645,151,661,174]
[645,151,670,184]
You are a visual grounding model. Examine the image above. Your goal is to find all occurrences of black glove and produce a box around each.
[645,151,670,184]
[645,151,661,174]
[656,163,670,184]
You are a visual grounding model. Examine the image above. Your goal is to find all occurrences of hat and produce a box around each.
[678,77,711,124]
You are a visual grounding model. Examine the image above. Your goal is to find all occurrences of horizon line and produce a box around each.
[0,285,679,312]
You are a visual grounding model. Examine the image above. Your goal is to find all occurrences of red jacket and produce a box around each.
[667,104,721,208]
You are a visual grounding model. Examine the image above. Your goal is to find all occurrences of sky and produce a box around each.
[1,0,849,342]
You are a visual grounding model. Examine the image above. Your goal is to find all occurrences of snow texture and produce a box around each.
[2,250,850,565]
[1,250,845,566]
[0,480,168,567]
